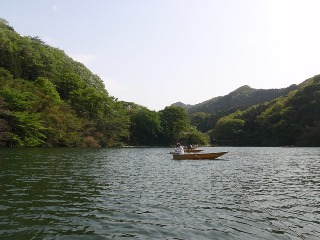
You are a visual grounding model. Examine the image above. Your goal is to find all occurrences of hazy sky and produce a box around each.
[1,0,320,110]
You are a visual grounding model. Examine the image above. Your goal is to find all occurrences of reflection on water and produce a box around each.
[0,147,319,239]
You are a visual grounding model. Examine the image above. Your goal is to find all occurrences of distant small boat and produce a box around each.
[172,152,228,160]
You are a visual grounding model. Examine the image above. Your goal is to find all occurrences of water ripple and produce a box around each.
[0,147,319,239]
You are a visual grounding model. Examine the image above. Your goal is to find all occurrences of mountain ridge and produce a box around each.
[172,84,299,114]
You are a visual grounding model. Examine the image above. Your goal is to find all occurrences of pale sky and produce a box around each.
[1,0,320,111]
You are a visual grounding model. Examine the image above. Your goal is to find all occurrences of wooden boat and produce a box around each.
[185,149,203,153]
[172,152,228,160]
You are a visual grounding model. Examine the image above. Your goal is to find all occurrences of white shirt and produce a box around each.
[174,146,185,154]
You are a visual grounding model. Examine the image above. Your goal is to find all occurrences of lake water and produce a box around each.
[0,147,319,240]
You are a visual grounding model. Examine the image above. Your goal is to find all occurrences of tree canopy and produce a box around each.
[209,75,320,146]
[0,20,128,147]
[1,19,320,147]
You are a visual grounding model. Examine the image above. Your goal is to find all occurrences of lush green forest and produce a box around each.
[0,19,206,147]
[173,75,320,147]
[208,75,320,146]
[173,84,298,132]
[174,85,298,114]
[1,18,320,147]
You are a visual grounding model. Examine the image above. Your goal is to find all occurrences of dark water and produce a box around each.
[0,147,319,240]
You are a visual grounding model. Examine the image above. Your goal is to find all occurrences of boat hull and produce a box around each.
[172,152,228,160]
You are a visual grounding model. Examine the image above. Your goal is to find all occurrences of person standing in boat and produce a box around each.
[174,143,185,155]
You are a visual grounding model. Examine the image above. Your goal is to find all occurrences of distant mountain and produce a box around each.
[210,75,320,146]
[172,84,298,114]
[171,102,193,110]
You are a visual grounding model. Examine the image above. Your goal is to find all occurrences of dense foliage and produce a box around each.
[175,85,298,114]
[123,102,161,146]
[1,18,320,147]
[174,85,298,133]
[0,19,207,147]
[209,76,320,146]
[0,19,129,147]
[123,104,208,146]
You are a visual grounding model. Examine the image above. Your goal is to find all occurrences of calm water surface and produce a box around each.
[0,147,319,239]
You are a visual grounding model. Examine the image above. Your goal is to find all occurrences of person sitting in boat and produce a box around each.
[174,143,185,155]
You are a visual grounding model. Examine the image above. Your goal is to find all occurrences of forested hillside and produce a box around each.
[0,19,131,147]
[1,19,320,147]
[173,85,298,133]
[0,19,207,147]
[173,85,298,114]
[208,75,320,146]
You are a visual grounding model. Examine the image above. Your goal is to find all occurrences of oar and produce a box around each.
[194,153,202,160]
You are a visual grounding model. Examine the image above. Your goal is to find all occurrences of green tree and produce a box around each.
[128,108,161,146]
[298,122,320,146]
[190,112,212,132]
[55,73,85,100]
[0,21,132,147]
[159,106,190,145]
[0,79,46,146]
[35,77,62,109]
[69,87,111,119]
[0,67,13,80]
[41,103,84,147]
[211,116,245,145]
[179,127,209,145]
[95,101,130,147]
